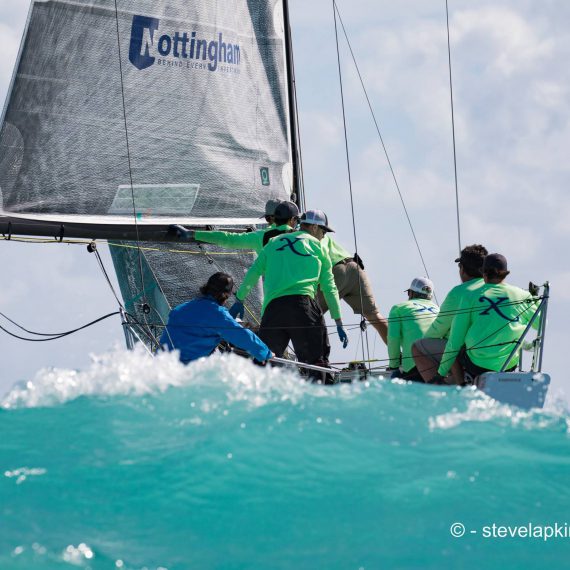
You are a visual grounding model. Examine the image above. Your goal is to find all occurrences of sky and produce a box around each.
[0,0,568,401]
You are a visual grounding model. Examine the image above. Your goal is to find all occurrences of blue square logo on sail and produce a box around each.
[129,15,159,70]
[260,168,270,186]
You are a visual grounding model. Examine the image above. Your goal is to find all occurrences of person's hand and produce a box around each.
[337,325,349,348]
[229,300,245,319]
[262,351,274,366]
[254,351,273,367]
[167,224,195,241]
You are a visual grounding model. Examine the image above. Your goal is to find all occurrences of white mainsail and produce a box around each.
[0,0,301,343]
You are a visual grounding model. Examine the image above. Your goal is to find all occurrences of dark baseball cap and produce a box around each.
[274,201,300,219]
[455,249,486,270]
[483,253,508,272]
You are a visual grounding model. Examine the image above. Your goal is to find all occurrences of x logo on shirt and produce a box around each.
[479,296,519,322]
[412,302,438,315]
[275,236,312,257]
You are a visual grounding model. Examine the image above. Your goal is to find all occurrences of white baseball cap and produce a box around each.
[406,277,434,298]
[300,209,334,232]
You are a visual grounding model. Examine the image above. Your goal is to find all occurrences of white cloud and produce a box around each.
[453,7,554,76]
[532,81,568,110]
[461,214,541,263]
[0,21,21,100]
[300,110,342,148]
[553,203,570,237]
[0,1,29,92]
[550,271,570,302]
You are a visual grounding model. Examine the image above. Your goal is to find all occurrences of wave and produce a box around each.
[2,348,568,433]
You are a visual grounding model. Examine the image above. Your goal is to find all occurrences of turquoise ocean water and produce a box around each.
[1,349,569,569]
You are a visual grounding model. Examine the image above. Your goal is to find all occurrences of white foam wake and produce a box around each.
[0,347,353,410]
[428,390,570,432]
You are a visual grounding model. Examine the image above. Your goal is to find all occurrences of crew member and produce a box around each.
[412,244,488,382]
[303,210,388,344]
[160,272,272,364]
[229,201,348,375]
[433,254,538,384]
[387,277,439,380]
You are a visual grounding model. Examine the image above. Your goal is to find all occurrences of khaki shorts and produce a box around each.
[317,259,379,316]
[413,337,448,366]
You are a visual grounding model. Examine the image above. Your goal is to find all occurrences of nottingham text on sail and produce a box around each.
[129,15,241,73]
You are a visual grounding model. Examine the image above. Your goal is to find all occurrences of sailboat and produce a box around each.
[0,0,550,409]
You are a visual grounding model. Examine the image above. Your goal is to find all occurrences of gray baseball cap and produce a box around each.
[261,199,282,217]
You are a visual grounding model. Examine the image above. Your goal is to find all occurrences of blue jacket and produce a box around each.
[160,296,272,364]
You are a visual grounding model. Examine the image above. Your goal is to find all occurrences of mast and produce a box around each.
[282,0,304,209]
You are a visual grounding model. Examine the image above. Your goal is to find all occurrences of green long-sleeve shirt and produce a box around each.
[438,282,538,376]
[195,224,290,254]
[236,230,343,319]
[320,234,352,265]
[424,278,485,339]
[388,298,440,372]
